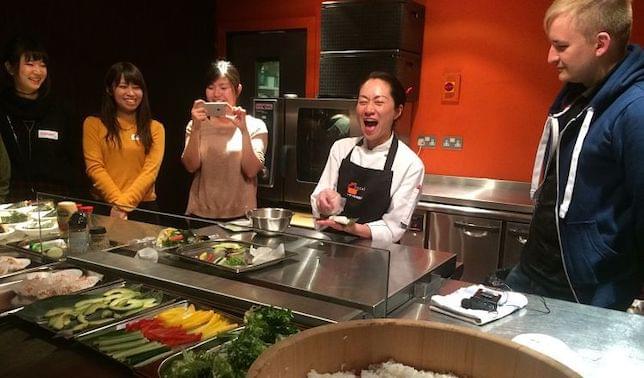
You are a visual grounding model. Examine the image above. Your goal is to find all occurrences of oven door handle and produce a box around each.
[281,145,294,178]
[453,221,500,232]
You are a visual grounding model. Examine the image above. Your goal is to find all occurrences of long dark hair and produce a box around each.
[100,62,153,154]
[2,35,51,96]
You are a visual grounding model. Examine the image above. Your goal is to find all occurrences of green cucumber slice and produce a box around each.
[109,299,144,312]
[95,331,144,347]
[127,346,172,366]
[110,341,166,360]
[98,338,150,353]
[103,288,138,297]
[44,307,75,318]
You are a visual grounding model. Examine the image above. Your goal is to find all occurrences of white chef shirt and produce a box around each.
[311,134,425,245]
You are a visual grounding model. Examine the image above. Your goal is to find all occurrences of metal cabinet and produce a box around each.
[502,221,530,269]
[398,211,427,248]
[428,212,502,283]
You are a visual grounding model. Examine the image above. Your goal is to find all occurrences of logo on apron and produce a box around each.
[346,182,365,200]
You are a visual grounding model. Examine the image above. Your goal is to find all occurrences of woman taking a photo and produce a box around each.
[312,71,425,245]
[83,62,165,223]
[182,60,267,220]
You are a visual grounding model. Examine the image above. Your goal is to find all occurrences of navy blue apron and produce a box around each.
[337,135,398,224]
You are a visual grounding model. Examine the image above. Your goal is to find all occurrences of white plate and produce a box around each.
[0,227,15,241]
[15,222,59,238]
[0,211,31,225]
[29,211,57,221]
[3,206,34,214]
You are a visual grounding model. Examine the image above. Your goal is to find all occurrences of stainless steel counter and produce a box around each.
[391,280,644,377]
[71,216,456,321]
[196,224,456,316]
[421,174,534,214]
[69,251,362,326]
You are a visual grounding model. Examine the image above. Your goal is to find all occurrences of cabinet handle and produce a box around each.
[508,228,529,245]
[463,229,488,238]
[453,221,500,232]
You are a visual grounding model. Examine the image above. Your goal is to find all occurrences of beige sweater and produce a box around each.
[184,115,267,219]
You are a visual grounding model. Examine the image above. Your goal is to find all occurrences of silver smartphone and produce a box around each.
[203,102,227,117]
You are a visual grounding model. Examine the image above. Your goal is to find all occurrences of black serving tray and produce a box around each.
[0,249,53,280]
[0,261,121,316]
[15,280,178,339]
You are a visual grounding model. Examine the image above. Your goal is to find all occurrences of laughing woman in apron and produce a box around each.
[311,71,425,245]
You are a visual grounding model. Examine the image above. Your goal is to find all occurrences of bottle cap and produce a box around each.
[68,212,88,229]
[89,226,107,235]
[78,205,94,214]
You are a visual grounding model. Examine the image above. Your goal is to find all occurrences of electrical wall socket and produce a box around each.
[442,136,463,150]
[416,135,436,148]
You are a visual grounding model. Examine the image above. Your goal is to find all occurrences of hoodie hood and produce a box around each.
[532,45,644,217]
[589,45,644,115]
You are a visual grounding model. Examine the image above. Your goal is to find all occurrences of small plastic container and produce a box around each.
[89,226,110,251]
[135,247,158,263]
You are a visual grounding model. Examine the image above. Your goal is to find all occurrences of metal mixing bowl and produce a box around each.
[246,208,293,236]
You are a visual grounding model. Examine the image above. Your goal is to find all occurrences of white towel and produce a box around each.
[430,285,528,326]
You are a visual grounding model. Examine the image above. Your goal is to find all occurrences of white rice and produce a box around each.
[308,360,459,378]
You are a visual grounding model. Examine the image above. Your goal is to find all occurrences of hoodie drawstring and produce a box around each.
[530,117,554,199]
[530,108,566,199]
[558,108,595,218]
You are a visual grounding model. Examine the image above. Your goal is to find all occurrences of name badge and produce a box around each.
[131,133,140,141]
[38,129,59,140]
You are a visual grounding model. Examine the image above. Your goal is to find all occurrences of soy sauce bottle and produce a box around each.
[68,211,89,254]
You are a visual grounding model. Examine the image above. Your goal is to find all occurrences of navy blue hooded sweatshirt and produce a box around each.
[529,44,644,310]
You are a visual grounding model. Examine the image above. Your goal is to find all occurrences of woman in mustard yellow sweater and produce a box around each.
[83,62,165,223]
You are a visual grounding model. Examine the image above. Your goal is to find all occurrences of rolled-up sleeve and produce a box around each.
[311,140,343,218]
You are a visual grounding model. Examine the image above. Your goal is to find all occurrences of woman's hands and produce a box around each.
[226,103,248,133]
[110,206,128,220]
[315,217,372,239]
[192,100,248,132]
[190,100,209,129]
[316,188,344,216]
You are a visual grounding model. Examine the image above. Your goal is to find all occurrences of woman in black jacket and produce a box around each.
[0,35,74,202]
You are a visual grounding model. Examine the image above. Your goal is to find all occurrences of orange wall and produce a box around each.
[414,0,643,181]
[216,0,644,182]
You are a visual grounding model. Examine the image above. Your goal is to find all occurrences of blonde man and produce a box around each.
[505,0,644,310]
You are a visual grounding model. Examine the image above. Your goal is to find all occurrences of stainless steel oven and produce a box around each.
[253,97,360,206]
